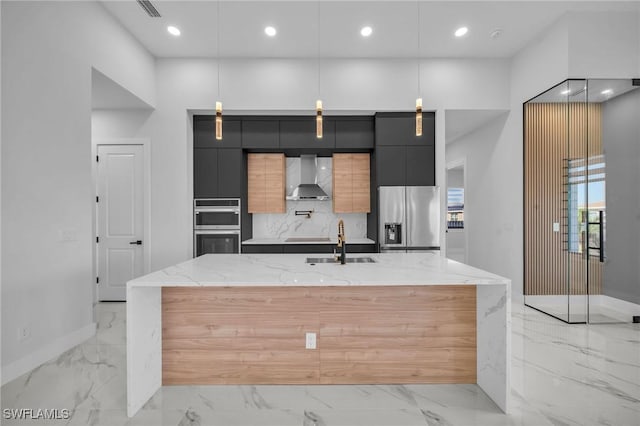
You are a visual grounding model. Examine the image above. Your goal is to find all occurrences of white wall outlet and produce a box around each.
[305,332,316,349]
[17,324,31,341]
[553,222,560,232]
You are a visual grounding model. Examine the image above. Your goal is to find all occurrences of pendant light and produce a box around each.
[316,100,323,138]
[215,1,223,140]
[316,1,323,139]
[415,1,422,137]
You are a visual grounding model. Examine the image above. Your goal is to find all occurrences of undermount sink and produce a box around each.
[306,257,376,264]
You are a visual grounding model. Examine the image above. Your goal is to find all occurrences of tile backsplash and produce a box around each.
[252,157,367,239]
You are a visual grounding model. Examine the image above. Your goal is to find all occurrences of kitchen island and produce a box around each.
[126,252,511,417]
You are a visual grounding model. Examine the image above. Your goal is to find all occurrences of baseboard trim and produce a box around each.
[590,295,640,316]
[1,322,96,386]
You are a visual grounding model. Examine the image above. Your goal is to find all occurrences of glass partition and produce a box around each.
[524,78,640,323]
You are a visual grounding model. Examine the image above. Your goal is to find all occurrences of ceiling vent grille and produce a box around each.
[137,0,161,18]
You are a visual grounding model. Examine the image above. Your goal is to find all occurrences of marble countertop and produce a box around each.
[242,237,376,245]
[127,253,509,288]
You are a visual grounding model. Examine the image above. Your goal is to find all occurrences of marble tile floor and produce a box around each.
[2,301,639,426]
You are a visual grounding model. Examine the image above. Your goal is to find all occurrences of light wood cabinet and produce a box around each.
[247,153,285,213]
[332,153,370,213]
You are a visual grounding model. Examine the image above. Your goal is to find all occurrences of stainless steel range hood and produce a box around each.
[286,155,330,201]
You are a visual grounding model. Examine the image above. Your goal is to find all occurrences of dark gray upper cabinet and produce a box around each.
[335,118,374,149]
[280,118,335,149]
[217,149,243,197]
[194,148,242,198]
[193,116,241,148]
[242,120,279,148]
[375,112,436,187]
[375,112,435,146]
[193,148,218,197]
[406,146,435,186]
[376,146,406,186]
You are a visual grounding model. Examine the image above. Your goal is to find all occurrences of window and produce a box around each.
[567,155,605,256]
[447,188,464,229]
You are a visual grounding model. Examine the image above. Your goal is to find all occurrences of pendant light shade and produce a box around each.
[416,98,423,137]
[215,101,223,140]
[316,99,323,139]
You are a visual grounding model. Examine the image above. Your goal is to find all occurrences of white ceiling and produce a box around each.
[101,1,640,59]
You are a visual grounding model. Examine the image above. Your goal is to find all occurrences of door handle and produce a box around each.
[129,240,142,245]
[599,210,604,263]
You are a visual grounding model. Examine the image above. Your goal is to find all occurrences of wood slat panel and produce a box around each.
[162,285,477,385]
[315,285,476,311]
[163,312,318,339]
[320,336,477,350]
[163,349,319,385]
[351,153,371,213]
[163,337,307,351]
[333,153,353,212]
[524,102,603,296]
[320,310,476,338]
[320,348,476,384]
[332,153,371,213]
[163,286,317,313]
[247,153,285,213]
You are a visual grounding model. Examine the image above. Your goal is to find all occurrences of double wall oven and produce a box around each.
[193,198,241,256]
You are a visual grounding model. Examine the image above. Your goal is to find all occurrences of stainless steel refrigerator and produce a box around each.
[378,186,440,252]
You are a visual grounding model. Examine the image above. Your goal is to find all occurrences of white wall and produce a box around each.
[139,57,510,271]
[446,114,509,271]
[568,11,639,79]
[1,1,155,383]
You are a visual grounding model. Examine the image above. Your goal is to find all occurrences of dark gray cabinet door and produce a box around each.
[375,113,432,146]
[242,120,279,148]
[376,146,406,186]
[242,245,283,254]
[406,145,435,186]
[280,118,336,148]
[217,149,243,197]
[194,117,241,148]
[421,112,436,146]
[282,244,334,254]
[194,148,218,197]
[335,119,374,148]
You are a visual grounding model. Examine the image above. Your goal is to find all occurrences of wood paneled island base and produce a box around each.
[162,285,477,385]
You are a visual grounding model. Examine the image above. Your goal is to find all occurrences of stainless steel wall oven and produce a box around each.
[193,199,241,256]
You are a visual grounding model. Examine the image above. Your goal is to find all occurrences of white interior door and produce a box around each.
[97,144,144,301]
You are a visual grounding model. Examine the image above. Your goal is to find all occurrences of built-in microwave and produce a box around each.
[194,198,241,229]
[194,229,241,256]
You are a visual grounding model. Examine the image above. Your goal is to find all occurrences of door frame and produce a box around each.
[445,157,468,264]
[92,138,151,303]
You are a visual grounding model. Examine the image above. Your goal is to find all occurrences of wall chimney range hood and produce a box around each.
[286,155,330,201]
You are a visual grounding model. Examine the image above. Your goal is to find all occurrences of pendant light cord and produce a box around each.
[417,0,421,96]
[217,0,221,99]
[317,0,320,100]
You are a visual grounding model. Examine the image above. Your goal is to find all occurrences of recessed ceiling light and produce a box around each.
[360,26,373,37]
[167,26,181,36]
[601,89,613,95]
[265,26,277,37]
[455,27,468,37]
[561,89,571,95]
